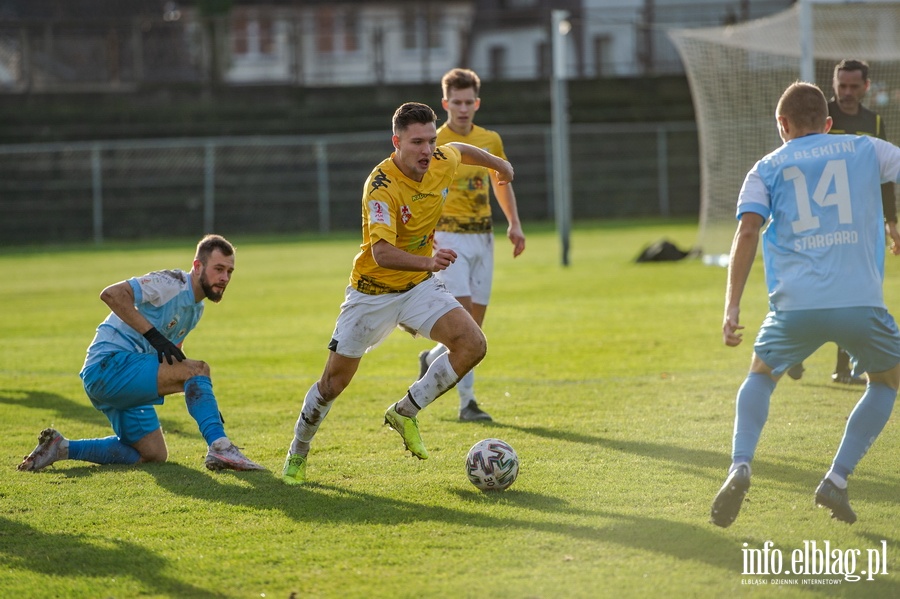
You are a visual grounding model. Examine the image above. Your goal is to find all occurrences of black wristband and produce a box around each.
[143,327,166,344]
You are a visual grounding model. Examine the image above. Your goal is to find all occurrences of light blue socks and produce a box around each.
[829,382,896,480]
[731,372,776,466]
[184,375,226,445]
[68,436,141,464]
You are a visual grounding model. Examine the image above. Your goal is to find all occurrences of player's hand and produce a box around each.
[494,160,514,186]
[722,307,744,347]
[430,248,457,272]
[887,221,900,256]
[508,225,526,258]
[143,327,186,364]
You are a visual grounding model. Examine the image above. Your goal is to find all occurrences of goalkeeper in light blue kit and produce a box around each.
[710,82,900,528]
[18,234,264,473]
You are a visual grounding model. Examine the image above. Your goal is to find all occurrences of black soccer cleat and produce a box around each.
[710,463,751,528]
[417,350,430,380]
[459,400,492,422]
[831,371,866,386]
[815,478,857,524]
[787,363,805,381]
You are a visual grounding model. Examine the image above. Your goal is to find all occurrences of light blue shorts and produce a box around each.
[754,307,900,378]
[80,352,164,445]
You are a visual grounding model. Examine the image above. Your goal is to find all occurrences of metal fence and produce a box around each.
[0,121,699,246]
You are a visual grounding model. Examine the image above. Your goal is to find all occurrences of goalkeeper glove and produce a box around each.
[143,327,186,365]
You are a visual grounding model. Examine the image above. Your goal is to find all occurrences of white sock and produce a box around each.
[826,470,848,489]
[403,352,460,415]
[729,461,751,476]
[426,344,448,368]
[290,382,333,455]
[457,369,475,408]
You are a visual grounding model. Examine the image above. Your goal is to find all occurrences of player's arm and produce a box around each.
[100,281,155,335]
[490,173,526,257]
[876,116,898,244]
[723,212,764,347]
[448,142,514,185]
[100,281,185,364]
[371,239,457,273]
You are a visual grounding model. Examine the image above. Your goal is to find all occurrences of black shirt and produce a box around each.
[828,100,896,222]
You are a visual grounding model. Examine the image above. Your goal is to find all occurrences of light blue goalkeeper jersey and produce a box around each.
[737,133,900,311]
[81,269,204,371]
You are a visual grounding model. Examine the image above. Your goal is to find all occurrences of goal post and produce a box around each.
[670,1,900,261]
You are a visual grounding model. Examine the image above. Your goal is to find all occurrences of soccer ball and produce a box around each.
[465,438,519,492]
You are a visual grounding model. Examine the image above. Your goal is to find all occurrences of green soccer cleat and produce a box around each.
[282,453,307,485]
[384,403,429,460]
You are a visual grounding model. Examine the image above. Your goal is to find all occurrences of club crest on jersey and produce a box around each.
[164,317,178,331]
[369,200,391,225]
[400,205,412,224]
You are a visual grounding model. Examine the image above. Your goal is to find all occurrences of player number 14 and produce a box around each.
[786,159,852,234]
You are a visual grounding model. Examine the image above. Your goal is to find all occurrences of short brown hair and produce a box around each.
[833,59,869,83]
[392,102,437,135]
[441,68,481,99]
[196,234,234,263]
[777,82,828,132]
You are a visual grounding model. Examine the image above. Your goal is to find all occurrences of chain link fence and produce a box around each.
[0,122,698,246]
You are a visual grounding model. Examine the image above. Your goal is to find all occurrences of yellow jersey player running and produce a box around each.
[418,68,526,422]
[282,102,515,484]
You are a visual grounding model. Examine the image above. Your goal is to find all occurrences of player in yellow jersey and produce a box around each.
[282,102,515,484]
[418,68,526,422]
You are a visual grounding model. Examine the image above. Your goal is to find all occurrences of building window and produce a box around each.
[232,9,274,57]
[403,10,417,50]
[426,6,442,49]
[537,40,549,78]
[489,45,507,79]
[403,7,443,51]
[316,8,334,53]
[343,10,358,52]
[316,7,358,54]
[593,35,611,76]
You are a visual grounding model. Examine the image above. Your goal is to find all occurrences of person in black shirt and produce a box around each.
[788,59,900,384]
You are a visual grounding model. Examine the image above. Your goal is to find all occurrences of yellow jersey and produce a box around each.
[435,123,507,233]
[350,144,462,294]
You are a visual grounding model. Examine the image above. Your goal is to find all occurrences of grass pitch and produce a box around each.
[2,220,899,598]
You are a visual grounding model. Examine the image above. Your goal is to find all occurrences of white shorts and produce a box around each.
[434,231,494,305]
[328,276,463,358]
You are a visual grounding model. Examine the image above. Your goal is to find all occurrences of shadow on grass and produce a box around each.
[4,387,201,447]
[487,421,900,506]
[137,463,738,574]
[0,389,100,427]
[22,462,900,595]
[0,516,225,598]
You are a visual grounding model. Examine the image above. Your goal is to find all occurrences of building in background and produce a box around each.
[0,0,795,91]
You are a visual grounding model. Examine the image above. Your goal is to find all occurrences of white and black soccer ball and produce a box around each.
[465,438,519,492]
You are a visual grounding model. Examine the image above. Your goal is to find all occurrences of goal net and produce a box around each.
[670,1,900,260]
